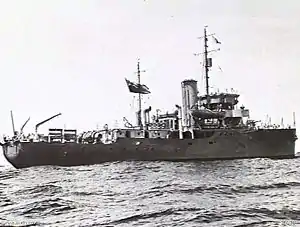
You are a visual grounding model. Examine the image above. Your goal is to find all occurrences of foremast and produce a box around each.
[124,59,151,129]
[136,59,145,129]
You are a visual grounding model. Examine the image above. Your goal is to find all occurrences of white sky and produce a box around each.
[0,0,299,137]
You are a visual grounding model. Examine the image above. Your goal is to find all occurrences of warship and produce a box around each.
[1,27,297,169]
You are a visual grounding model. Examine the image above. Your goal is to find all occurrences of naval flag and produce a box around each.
[125,78,151,94]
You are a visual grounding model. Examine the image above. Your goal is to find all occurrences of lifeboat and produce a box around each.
[190,108,225,119]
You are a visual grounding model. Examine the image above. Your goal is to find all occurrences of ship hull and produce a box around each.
[2,128,297,169]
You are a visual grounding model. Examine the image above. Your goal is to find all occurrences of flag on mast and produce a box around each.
[125,78,151,94]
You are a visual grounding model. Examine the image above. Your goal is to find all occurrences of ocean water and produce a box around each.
[0,157,299,227]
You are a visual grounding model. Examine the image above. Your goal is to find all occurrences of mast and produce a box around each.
[136,59,146,129]
[137,60,142,128]
[204,26,209,98]
[195,26,220,108]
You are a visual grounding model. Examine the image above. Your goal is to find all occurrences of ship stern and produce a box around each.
[2,142,23,168]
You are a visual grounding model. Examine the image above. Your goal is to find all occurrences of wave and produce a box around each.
[0,158,299,226]
[177,181,300,195]
[5,198,76,217]
[14,184,63,197]
[100,206,300,226]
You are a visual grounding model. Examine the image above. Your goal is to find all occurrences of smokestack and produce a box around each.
[147,106,152,124]
[143,106,152,129]
[143,110,147,126]
[181,79,198,130]
[175,104,183,139]
[136,110,141,126]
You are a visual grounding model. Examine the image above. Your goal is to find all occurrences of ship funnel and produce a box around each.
[181,79,198,129]
[136,110,141,127]
[143,106,152,126]
[175,104,183,139]
[35,113,62,134]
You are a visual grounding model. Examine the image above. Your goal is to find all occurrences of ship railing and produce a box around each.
[265,124,292,130]
[259,124,286,129]
[148,122,168,130]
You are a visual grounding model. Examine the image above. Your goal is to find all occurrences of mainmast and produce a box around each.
[196,26,220,108]
[204,26,209,98]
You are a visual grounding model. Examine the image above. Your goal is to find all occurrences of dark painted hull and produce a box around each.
[2,128,297,169]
